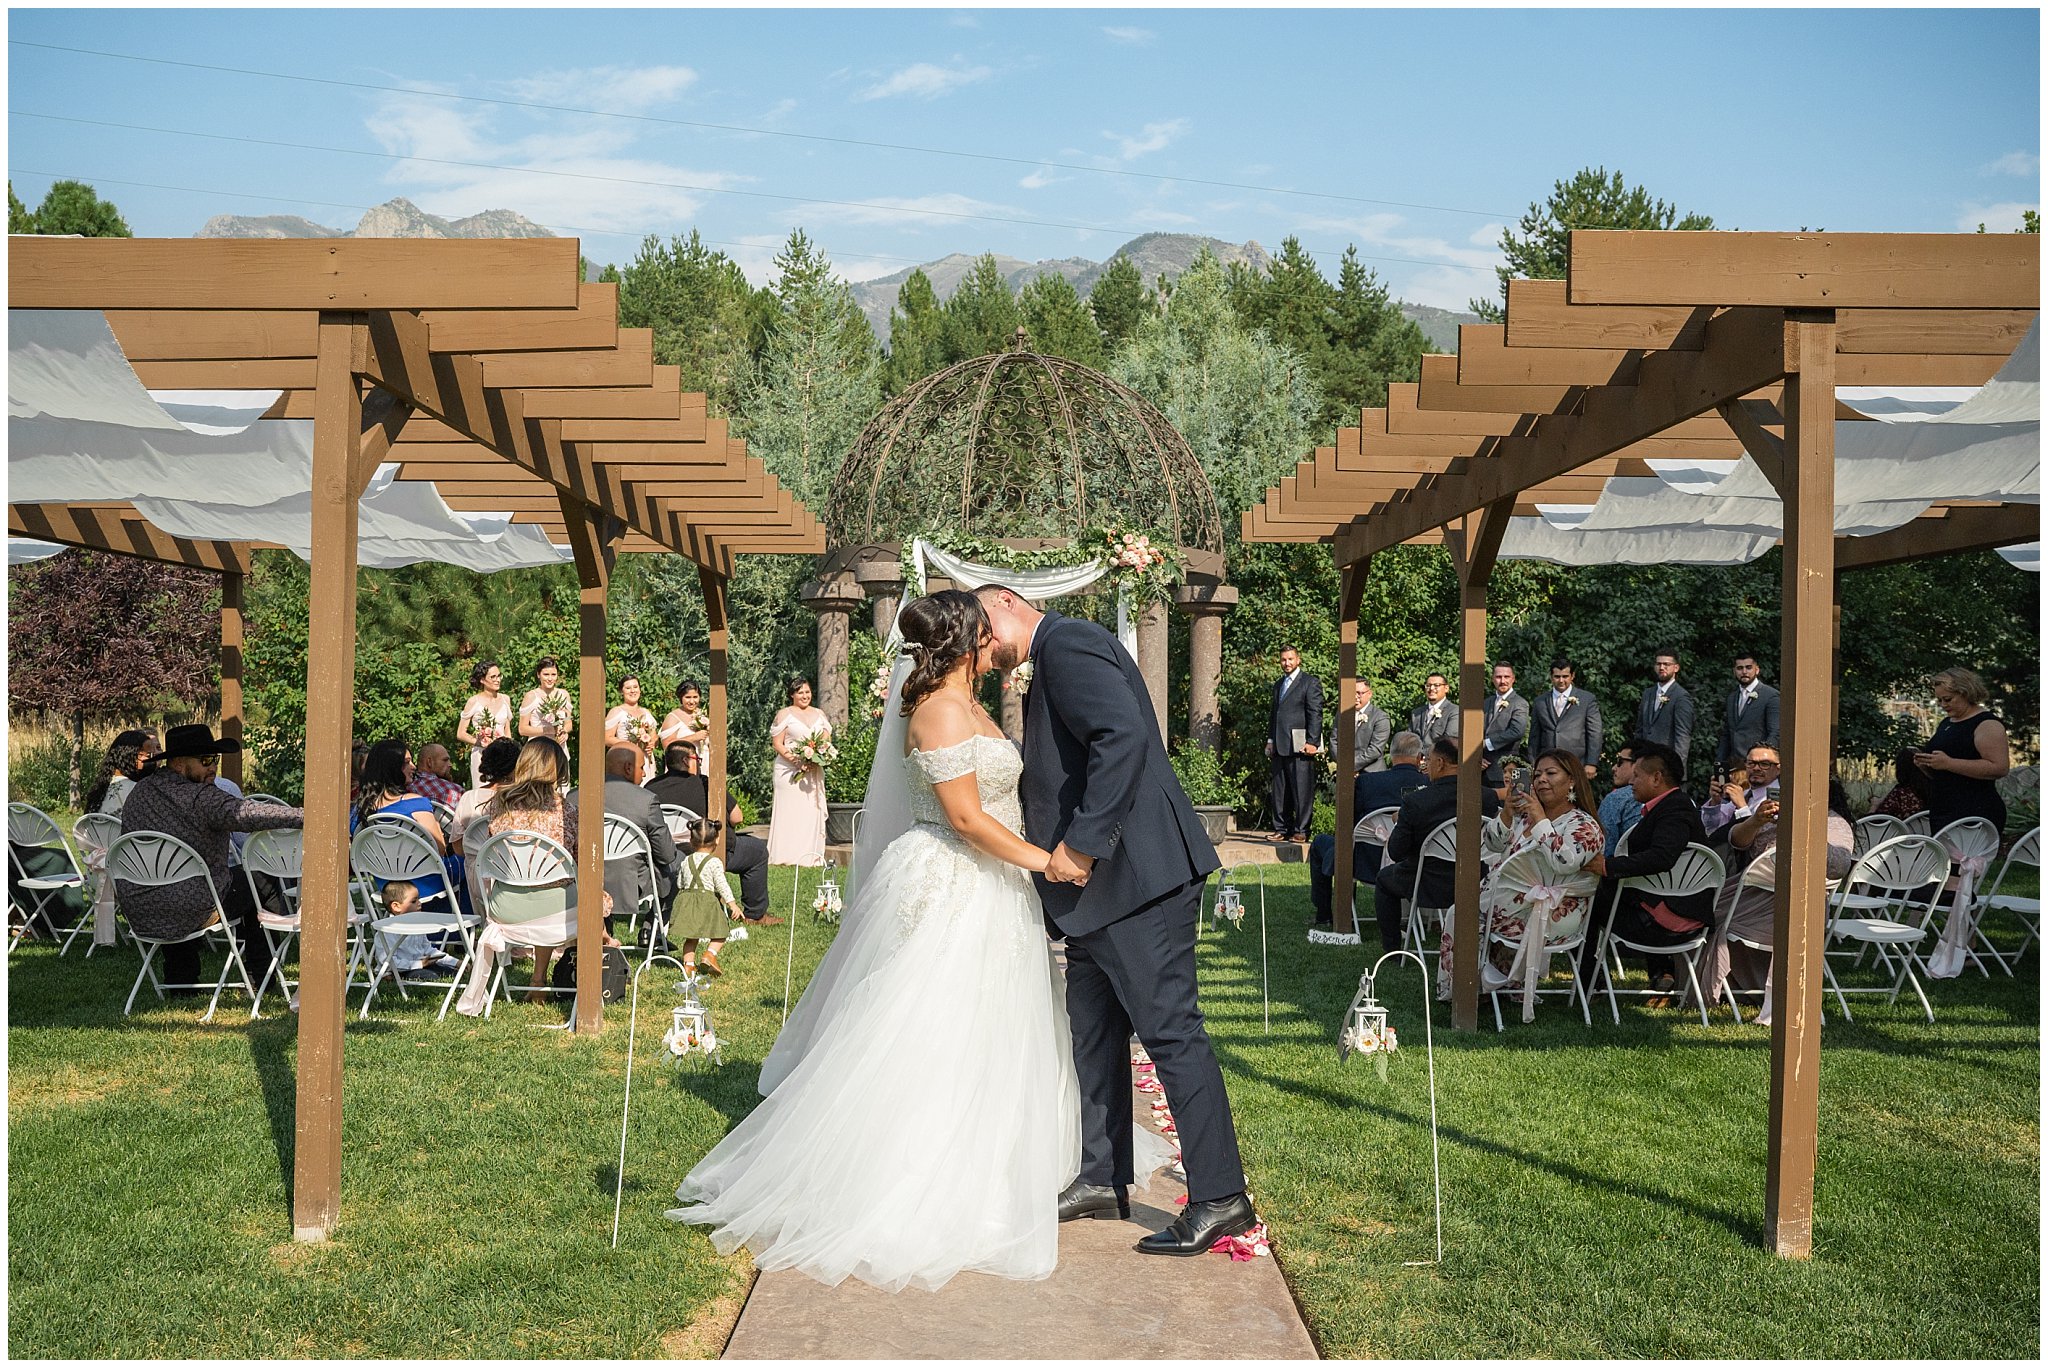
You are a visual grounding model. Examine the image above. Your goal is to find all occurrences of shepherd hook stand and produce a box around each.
[612,954,721,1248]
[1338,949,1443,1266]
[1204,862,1269,1034]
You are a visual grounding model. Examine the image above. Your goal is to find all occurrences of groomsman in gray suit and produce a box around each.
[1634,649,1695,764]
[1480,662,1530,786]
[1715,652,1782,770]
[1351,680,1391,775]
[1410,672,1459,750]
[1528,658,1604,780]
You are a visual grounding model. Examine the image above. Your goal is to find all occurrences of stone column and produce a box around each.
[854,559,904,639]
[799,573,863,733]
[1136,598,1170,742]
[1175,583,1238,754]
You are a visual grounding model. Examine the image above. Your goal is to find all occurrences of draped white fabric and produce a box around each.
[910,538,1139,662]
[7,309,573,573]
[7,539,69,565]
[1501,321,2040,566]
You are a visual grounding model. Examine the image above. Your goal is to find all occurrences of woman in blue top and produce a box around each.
[350,739,461,980]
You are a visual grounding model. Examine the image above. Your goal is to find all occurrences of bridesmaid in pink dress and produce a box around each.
[766,679,829,866]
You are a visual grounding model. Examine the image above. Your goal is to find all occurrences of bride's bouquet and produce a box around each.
[797,729,839,769]
[538,689,573,733]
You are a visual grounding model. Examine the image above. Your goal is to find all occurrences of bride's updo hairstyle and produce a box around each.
[897,589,990,716]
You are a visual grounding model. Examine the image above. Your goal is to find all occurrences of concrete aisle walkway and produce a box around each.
[721,1160,1316,1360]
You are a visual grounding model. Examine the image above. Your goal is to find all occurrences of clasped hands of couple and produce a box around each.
[1042,841,1094,887]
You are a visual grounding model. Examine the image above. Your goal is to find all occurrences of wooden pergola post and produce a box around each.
[558,495,617,1034]
[293,313,369,1243]
[1331,558,1368,938]
[699,564,731,854]
[1447,503,1509,1030]
[218,569,245,785]
[1766,310,1838,1259]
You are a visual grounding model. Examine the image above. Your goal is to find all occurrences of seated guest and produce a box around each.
[1597,742,1644,857]
[647,742,778,925]
[1438,749,1605,1009]
[1702,746,1778,835]
[480,738,615,993]
[349,740,370,802]
[1701,778,1857,1014]
[409,742,465,810]
[1308,730,1431,927]
[453,738,522,913]
[1580,741,1710,993]
[351,739,461,981]
[1371,736,1499,955]
[670,819,746,976]
[571,745,679,945]
[84,729,159,817]
[1873,747,1930,820]
[115,724,301,996]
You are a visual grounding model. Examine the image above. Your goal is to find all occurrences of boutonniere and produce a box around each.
[1654,694,1666,710]
[1007,660,1035,695]
[1563,696,1578,711]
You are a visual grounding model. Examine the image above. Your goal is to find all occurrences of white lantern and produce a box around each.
[1215,884,1245,927]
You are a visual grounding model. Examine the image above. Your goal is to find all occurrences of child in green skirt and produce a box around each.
[671,819,744,976]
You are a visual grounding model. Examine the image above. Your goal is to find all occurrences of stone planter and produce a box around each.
[1193,805,1233,845]
[826,802,863,846]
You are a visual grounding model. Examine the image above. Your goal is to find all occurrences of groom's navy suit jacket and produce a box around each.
[1021,612,1220,940]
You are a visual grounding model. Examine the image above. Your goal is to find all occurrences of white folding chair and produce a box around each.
[106,830,262,1022]
[1484,842,1595,1031]
[1722,845,1781,1023]
[71,812,125,956]
[602,814,665,949]
[245,793,292,807]
[1853,813,1906,858]
[1925,817,2004,978]
[1975,826,2040,970]
[350,821,479,1021]
[1592,842,1727,1027]
[1901,812,1933,837]
[1404,819,1459,961]
[1822,834,1951,1023]
[8,801,90,955]
[659,804,701,844]
[240,828,306,1017]
[471,828,581,1017]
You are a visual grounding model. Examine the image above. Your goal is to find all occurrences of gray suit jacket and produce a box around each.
[1716,682,1781,767]
[1481,690,1530,780]
[575,778,679,919]
[1411,700,1460,749]
[1636,682,1696,761]
[1353,704,1392,773]
[1528,688,1604,769]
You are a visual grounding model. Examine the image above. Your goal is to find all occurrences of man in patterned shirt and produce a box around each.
[409,743,465,809]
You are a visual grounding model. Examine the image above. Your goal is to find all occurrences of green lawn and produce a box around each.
[8,863,2040,1357]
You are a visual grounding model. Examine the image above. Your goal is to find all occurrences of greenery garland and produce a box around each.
[898,526,1185,606]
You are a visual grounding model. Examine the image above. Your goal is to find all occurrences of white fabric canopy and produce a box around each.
[1503,320,2041,566]
[909,538,1139,661]
[7,309,572,573]
[7,539,69,565]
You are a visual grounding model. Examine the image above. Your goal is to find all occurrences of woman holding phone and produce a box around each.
[1914,667,2010,833]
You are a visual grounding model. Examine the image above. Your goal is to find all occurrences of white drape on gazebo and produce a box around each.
[907,538,1140,661]
[7,309,573,573]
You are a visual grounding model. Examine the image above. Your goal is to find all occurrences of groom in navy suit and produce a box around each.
[975,585,1255,1258]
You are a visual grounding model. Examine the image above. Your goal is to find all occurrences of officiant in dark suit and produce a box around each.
[1715,652,1782,770]
[1635,649,1695,765]
[1481,662,1530,786]
[1528,658,1604,780]
[1265,646,1323,842]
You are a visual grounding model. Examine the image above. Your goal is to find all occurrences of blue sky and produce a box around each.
[8,8,2040,311]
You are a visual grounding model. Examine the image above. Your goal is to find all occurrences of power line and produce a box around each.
[11,109,1500,273]
[9,37,1520,220]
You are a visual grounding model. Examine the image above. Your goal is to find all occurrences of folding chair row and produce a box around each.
[8,801,91,957]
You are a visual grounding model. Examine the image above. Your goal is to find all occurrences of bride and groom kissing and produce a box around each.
[666,585,1257,1292]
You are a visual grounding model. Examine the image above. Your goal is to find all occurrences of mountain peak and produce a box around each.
[196,197,554,242]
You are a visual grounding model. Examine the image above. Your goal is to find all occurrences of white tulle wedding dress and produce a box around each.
[666,733,1086,1292]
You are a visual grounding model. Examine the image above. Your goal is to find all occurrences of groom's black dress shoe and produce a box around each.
[1057,1179,1131,1222]
[1134,1191,1257,1256]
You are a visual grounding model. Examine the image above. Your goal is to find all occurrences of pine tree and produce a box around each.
[9,182,35,234]
[1087,254,1152,353]
[940,254,1021,360]
[611,229,771,417]
[1324,246,1430,419]
[884,269,948,394]
[736,229,883,507]
[1017,272,1106,367]
[28,180,132,238]
[1471,167,1713,321]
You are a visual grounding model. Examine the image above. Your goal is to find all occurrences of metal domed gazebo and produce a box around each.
[805,328,1237,750]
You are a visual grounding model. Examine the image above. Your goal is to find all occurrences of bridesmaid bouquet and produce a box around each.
[627,715,657,747]
[797,730,840,769]
[469,710,502,748]
[539,689,573,733]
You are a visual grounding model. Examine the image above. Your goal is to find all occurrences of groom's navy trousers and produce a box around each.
[1062,876,1247,1203]
[1022,610,1244,1206]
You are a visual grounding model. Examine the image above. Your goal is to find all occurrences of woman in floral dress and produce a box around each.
[456,660,514,788]
[766,678,829,866]
[603,675,661,783]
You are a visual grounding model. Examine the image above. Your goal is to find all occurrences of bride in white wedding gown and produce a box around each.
[668,591,1111,1293]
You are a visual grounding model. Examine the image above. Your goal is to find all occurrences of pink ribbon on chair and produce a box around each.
[78,832,118,948]
[1511,882,1570,1022]
[1928,848,1992,979]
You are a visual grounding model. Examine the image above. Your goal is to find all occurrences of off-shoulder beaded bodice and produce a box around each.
[905,734,1025,836]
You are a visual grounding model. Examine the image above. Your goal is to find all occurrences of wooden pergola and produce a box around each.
[8,237,825,1242]
[1244,231,2039,1258]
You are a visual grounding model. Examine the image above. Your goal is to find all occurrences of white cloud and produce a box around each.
[857,61,993,101]
[505,64,697,112]
[1956,201,2039,233]
[1102,25,1154,43]
[1983,150,2040,178]
[788,192,1017,230]
[1468,222,1508,247]
[1103,117,1189,162]
[1293,210,1508,310]
[1018,167,1065,190]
